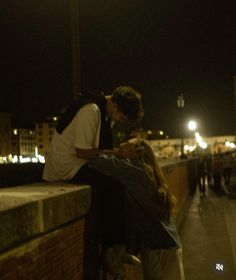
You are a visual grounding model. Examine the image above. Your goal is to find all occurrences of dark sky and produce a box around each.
[1,0,236,136]
[79,0,236,136]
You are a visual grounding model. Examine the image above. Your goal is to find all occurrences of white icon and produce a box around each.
[216,263,224,271]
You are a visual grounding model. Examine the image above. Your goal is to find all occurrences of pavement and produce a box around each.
[178,165,236,280]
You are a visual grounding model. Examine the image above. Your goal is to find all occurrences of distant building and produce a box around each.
[0,112,12,156]
[35,117,58,156]
[11,128,36,157]
[149,135,236,158]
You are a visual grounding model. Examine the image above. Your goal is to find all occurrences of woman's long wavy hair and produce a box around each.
[134,138,177,220]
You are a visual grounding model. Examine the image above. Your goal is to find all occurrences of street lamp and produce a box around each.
[177,94,186,159]
[188,120,197,131]
[187,120,197,153]
[177,94,185,108]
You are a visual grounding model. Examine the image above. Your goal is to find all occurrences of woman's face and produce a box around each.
[119,138,143,158]
[120,138,138,149]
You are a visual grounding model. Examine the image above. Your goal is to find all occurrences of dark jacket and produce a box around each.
[88,154,182,249]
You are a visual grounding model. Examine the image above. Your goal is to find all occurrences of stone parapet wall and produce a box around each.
[162,159,191,213]
[0,184,90,280]
[0,159,196,279]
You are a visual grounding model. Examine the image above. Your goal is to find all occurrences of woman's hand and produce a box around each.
[118,142,144,159]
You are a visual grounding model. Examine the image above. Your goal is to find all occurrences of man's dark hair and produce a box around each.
[111,86,144,121]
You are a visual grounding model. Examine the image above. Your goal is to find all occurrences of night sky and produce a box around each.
[1,0,236,136]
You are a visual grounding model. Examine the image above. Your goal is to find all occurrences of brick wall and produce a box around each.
[0,219,84,280]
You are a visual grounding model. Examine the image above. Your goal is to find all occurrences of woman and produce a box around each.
[88,138,185,280]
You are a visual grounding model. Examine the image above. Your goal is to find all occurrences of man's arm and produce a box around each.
[76,142,143,159]
[75,147,120,159]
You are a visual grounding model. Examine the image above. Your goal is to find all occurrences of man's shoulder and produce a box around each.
[73,103,101,124]
[79,103,101,114]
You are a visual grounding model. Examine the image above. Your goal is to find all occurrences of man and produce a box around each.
[43,85,143,182]
[43,85,143,279]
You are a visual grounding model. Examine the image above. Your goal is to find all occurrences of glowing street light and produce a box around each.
[225,141,236,149]
[188,120,197,131]
[195,132,208,149]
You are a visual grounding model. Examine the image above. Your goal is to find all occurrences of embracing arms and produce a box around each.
[75,142,141,160]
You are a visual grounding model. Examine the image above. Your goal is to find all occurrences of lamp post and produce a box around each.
[177,94,186,159]
[70,0,81,97]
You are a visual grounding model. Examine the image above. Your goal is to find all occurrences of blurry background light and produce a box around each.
[195,132,208,149]
[12,155,19,163]
[188,120,197,131]
[225,141,236,149]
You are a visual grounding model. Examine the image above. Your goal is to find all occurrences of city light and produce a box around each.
[19,156,31,163]
[187,120,197,131]
[195,132,208,149]
[37,155,45,163]
[225,141,236,149]
[184,144,197,152]
[0,154,45,164]
[12,155,19,163]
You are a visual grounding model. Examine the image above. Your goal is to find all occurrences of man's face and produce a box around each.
[113,110,128,123]
[110,102,128,123]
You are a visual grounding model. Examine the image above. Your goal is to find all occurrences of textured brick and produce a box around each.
[0,219,84,280]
